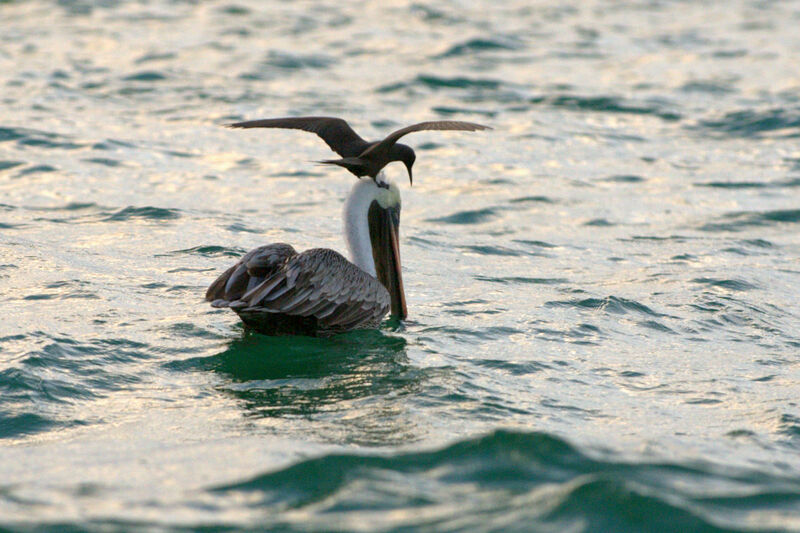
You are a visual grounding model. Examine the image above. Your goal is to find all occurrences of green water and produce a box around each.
[2,0,800,531]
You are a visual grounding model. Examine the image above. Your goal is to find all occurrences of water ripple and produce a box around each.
[0,334,148,438]
[475,275,567,285]
[15,164,58,177]
[546,296,666,317]
[691,278,757,292]
[693,108,800,139]
[460,244,526,256]
[700,209,800,232]
[529,94,682,121]
[473,359,551,375]
[436,36,523,58]
[83,157,125,167]
[0,127,26,142]
[0,161,24,172]
[102,206,182,222]
[1,126,87,150]
[427,207,499,225]
[695,181,765,189]
[122,70,168,82]
[161,245,248,258]
[508,195,555,204]
[241,51,336,80]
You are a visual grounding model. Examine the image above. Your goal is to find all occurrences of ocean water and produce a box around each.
[2,0,800,530]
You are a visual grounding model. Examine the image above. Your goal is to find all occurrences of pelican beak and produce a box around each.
[368,203,407,319]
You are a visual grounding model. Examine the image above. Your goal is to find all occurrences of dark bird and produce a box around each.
[227,116,491,186]
[207,116,490,336]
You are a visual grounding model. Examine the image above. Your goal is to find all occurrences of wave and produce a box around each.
[529,94,682,121]
[122,70,168,82]
[700,210,800,232]
[377,74,504,93]
[240,51,336,80]
[0,335,149,439]
[14,164,58,177]
[159,245,248,258]
[694,176,800,189]
[0,126,87,150]
[0,160,24,172]
[203,430,800,532]
[603,174,646,183]
[692,108,800,139]
[475,275,567,285]
[13,427,797,530]
[102,206,182,222]
[691,278,757,292]
[545,295,666,317]
[426,207,499,224]
[436,36,523,58]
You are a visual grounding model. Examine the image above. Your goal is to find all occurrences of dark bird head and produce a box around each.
[389,143,416,185]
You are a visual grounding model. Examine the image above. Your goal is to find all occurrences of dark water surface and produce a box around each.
[2,0,800,531]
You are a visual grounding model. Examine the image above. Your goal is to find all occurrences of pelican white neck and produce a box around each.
[343,174,401,277]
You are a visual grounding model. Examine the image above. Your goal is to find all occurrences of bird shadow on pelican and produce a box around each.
[206,116,491,337]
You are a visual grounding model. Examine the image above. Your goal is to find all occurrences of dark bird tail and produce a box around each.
[317,157,366,176]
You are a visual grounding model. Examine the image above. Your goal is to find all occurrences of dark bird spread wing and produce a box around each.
[208,246,389,334]
[363,120,491,156]
[227,116,368,158]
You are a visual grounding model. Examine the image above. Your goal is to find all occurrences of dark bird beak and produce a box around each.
[368,203,407,320]
[404,162,413,186]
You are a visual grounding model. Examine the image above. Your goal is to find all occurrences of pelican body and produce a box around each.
[207,116,489,336]
[207,177,405,336]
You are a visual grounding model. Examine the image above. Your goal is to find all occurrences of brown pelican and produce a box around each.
[206,116,490,336]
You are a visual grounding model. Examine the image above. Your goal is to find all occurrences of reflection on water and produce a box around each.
[167,329,428,446]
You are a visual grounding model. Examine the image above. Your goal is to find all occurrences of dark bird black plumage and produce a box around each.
[227,116,491,185]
